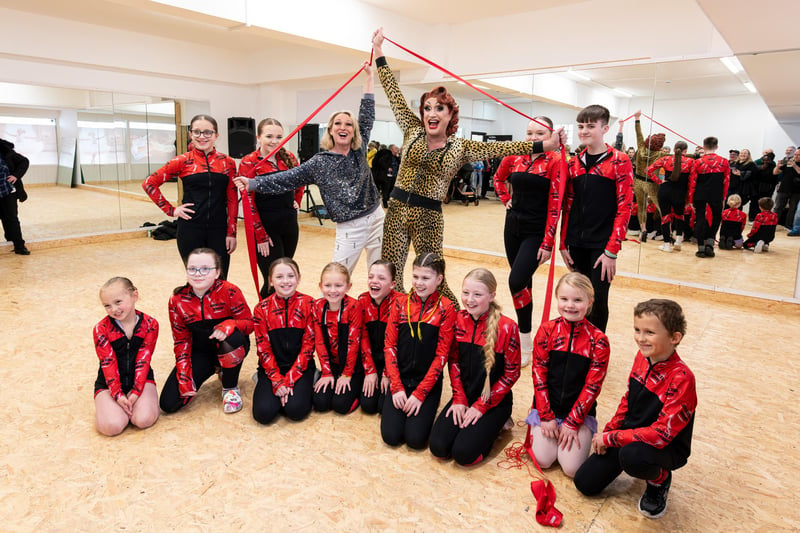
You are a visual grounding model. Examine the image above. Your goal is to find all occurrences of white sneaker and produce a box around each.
[754,240,765,253]
[628,230,641,237]
[764,243,770,252]
[648,231,658,240]
[519,331,533,368]
[222,388,243,413]
[658,243,673,253]
[673,237,682,251]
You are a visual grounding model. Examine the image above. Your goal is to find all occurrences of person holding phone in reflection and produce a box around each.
[143,115,238,278]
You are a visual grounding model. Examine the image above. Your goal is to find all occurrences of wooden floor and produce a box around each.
[2,208,800,531]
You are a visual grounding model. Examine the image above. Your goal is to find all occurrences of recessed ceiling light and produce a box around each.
[720,56,743,74]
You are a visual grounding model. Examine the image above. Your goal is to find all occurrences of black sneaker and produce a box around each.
[704,244,715,257]
[638,471,671,519]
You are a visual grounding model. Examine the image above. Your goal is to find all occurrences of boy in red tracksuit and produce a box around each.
[575,299,696,520]
[689,136,730,258]
[560,104,634,332]
[744,197,779,252]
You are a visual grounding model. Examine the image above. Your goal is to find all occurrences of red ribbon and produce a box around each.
[240,50,374,294]
[620,113,700,148]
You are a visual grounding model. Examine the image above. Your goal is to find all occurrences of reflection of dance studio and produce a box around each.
[1,1,799,530]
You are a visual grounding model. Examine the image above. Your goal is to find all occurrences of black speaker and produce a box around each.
[299,123,320,163]
[227,117,256,158]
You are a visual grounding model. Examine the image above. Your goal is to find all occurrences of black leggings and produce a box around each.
[159,331,249,413]
[159,355,243,413]
[313,372,364,414]
[176,222,230,279]
[252,360,315,424]
[574,442,687,496]
[657,184,687,244]
[255,214,299,299]
[504,220,543,334]
[360,370,387,415]
[381,379,443,449]
[567,246,611,332]
[429,395,512,465]
[693,189,723,246]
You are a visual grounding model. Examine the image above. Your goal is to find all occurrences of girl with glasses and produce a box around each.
[159,248,254,415]
[143,115,239,278]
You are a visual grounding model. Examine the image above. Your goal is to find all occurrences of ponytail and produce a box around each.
[670,141,688,182]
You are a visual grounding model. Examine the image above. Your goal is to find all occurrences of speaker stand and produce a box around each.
[301,187,324,226]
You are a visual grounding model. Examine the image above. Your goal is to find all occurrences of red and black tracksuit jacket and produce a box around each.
[493,152,563,251]
[314,295,364,379]
[533,317,610,431]
[560,145,634,255]
[358,290,400,377]
[169,279,253,396]
[747,210,779,238]
[93,311,158,399]
[721,207,747,237]
[448,311,521,414]
[603,350,696,462]
[253,291,316,393]
[143,147,238,238]
[384,291,456,402]
[238,151,304,245]
[689,153,730,204]
[647,155,696,188]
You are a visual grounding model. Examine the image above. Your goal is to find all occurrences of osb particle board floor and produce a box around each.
[1,226,799,531]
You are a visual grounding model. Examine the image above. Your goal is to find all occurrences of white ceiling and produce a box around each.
[0,0,797,133]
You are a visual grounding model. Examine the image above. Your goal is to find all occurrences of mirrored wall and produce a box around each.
[0,84,203,240]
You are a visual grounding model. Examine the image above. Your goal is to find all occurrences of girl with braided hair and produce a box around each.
[238,119,304,299]
[429,268,521,466]
[528,272,610,477]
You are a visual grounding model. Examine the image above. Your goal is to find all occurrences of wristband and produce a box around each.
[375,56,387,67]
[532,140,544,154]
[603,250,617,259]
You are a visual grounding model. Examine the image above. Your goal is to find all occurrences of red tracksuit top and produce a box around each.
[169,279,253,396]
[560,144,634,255]
[384,291,456,402]
[646,154,696,186]
[313,295,364,379]
[748,210,779,238]
[93,311,159,400]
[533,317,610,431]
[253,291,316,393]
[493,152,563,251]
[603,350,696,461]
[688,153,730,204]
[238,150,304,245]
[358,290,400,376]
[449,311,521,414]
[721,207,747,234]
[143,147,238,238]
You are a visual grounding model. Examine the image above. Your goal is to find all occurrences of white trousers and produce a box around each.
[332,204,386,273]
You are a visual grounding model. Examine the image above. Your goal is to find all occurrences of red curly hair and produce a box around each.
[418,87,460,137]
[645,133,666,151]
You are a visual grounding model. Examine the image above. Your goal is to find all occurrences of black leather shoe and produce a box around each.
[13,246,30,255]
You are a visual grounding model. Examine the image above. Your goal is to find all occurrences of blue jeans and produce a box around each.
[791,202,800,233]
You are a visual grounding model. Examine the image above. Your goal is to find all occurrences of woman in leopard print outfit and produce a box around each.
[372,29,564,303]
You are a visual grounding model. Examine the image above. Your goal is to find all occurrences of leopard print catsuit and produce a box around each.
[377,57,536,304]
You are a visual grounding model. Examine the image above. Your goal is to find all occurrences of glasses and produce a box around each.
[190,129,216,138]
[186,266,217,276]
